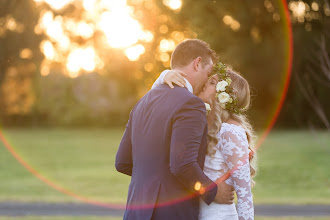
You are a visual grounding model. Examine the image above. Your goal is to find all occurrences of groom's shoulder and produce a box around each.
[148,84,204,106]
[170,86,205,109]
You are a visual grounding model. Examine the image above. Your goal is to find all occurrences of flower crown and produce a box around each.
[212,62,243,114]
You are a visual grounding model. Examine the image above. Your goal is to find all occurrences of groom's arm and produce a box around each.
[115,112,133,176]
[170,96,217,205]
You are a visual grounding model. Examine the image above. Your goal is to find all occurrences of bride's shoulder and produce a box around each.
[220,121,247,141]
[224,119,241,127]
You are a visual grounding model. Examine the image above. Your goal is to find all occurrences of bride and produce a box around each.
[151,63,257,220]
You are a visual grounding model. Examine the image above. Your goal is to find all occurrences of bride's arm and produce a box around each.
[151,69,187,89]
[220,130,254,220]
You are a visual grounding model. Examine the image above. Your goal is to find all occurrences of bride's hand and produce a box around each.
[164,70,187,89]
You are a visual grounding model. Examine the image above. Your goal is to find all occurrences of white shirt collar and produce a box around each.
[184,78,193,94]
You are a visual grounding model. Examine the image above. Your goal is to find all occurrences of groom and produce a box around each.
[116,39,234,220]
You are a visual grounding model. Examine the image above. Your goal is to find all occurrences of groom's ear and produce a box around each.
[193,57,202,71]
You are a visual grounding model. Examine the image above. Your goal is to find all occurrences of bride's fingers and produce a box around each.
[175,72,186,81]
[164,79,174,88]
[173,79,185,87]
[174,76,186,87]
[176,70,187,77]
[168,77,184,87]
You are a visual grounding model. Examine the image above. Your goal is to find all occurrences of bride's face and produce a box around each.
[198,75,218,104]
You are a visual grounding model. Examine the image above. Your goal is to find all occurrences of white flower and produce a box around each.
[205,103,211,111]
[218,92,230,103]
[216,80,228,92]
[226,78,232,85]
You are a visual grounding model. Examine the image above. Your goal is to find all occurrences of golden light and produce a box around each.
[98,10,144,48]
[250,27,262,43]
[273,12,281,22]
[38,11,71,52]
[131,0,144,5]
[144,63,154,72]
[231,21,240,31]
[160,53,170,62]
[6,16,17,31]
[163,0,182,11]
[223,15,233,25]
[194,181,201,191]
[34,0,74,11]
[171,31,184,43]
[264,0,274,12]
[99,0,127,10]
[168,39,176,51]
[305,23,312,31]
[83,0,97,11]
[77,22,94,39]
[40,40,55,60]
[159,38,176,52]
[290,1,306,18]
[297,16,305,23]
[45,16,64,42]
[159,24,169,34]
[142,31,154,43]
[125,44,145,61]
[57,35,71,52]
[159,39,170,52]
[41,10,53,25]
[40,61,50,76]
[305,3,311,11]
[311,2,319,11]
[325,4,330,16]
[66,47,97,75]
[223,15,240,31]
[34,0,156,76]
[19,48,33,59]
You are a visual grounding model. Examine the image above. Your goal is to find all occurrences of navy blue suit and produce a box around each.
[115,84,218,220]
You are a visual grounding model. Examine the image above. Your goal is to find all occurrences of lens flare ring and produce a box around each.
[1,0,293,211]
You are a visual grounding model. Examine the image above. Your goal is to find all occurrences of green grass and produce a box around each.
[252,130,330,204]
[0,128,329,205]
[0,128,130,203]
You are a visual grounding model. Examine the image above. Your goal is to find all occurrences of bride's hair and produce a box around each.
[207,67,258,187]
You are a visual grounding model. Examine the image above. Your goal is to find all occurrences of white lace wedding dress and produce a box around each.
[151,72,254,220]
[199,123,254,220]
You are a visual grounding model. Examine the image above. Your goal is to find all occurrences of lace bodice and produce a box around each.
[203,123,254,220]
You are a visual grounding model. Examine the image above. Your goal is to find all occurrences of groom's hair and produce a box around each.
[170,39,217,68]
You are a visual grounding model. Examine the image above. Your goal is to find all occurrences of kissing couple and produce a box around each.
[116,39,257,220]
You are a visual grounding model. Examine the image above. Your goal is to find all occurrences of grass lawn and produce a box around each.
[0,128,329,205]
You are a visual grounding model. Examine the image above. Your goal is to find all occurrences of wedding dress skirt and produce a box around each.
[199,200,238,220]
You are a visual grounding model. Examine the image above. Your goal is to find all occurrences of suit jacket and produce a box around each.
[115,84,217,220]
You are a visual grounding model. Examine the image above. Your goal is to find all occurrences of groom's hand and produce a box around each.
[213,181,235,204]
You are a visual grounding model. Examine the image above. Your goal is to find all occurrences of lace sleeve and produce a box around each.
[220,127,254,220]
[151,70,169,89]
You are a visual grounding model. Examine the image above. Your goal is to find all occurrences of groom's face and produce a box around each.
[195,58,214,94]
